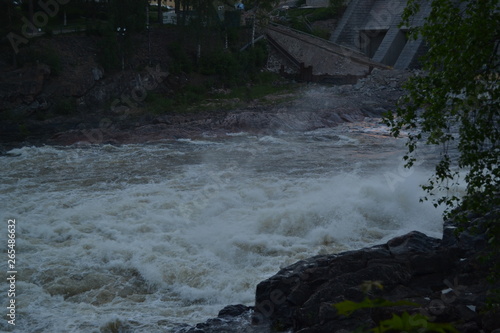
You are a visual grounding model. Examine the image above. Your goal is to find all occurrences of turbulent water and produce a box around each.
[0,118,446,332]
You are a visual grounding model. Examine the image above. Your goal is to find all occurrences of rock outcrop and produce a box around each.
[0,63,51,110]
[252,211,499,333]
[177,209,499,333]
[0,68,410,149]
[177,305,259,333]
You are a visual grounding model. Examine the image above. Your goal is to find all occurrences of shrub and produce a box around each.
[145,93,175,114]
[53,97,76,115]
[97,29,120,71]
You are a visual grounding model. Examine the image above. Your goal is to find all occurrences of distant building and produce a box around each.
[149,0,174,10]
[160,0,245,25]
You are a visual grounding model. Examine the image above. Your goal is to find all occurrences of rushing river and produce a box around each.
[0,119,445,332]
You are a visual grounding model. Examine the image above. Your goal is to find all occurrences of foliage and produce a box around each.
[97,29,120,71]
[169,36,268,85]
[384,0,500,311]
[228,76,294,102]
[18,123,30,137]
[199,50,239,77]
[374,313,458,333]
[53,97,76,115]
[244,0,280,12]
[237,41,269,78]
[0,0,22,37]
[333,300,458,333]
[311,28,330,39]
[333,285,458,333]
[168,41,195,74]
[385,0,499,225]
[85,20,111,37]
[177,84,208,106]
[145,92,175,114]
[285,0,346,37]
[20,45,62,76]
[333,297,418,317]
[224,11,242,29]
[308,0,345,21]
[108,0,148,33]
[39,47,62,76]
[147,71,296,114]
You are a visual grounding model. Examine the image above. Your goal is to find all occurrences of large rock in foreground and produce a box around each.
[252,215,499,332]
[178,209,499,333]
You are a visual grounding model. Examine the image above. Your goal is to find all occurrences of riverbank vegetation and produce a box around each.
[270,0,346,39]
[0,0,305,121]
[386,0,499,306]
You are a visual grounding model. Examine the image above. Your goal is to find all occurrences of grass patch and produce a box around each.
[18,123,31,137]
[204,73,302,109]
[226,82,290,101]
[53,97,77,115]
[146,73,301,114]
[283,0,346,37]
[146,85,209,114]
[145,93,176,114]
[311,28,331,39]
[20,45,62,76]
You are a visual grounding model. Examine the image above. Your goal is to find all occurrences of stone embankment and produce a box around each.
[178,208,499,333]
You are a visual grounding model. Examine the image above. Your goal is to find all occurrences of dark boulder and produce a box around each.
[252,223,498,333]
[175,304,258,333]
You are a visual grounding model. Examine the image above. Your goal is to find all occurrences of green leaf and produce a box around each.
[373,312,459,333]
[333,298,418,317]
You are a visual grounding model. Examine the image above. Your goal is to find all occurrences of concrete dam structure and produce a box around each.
[330,0,431,69]
[266,24,389,83]
[265,0,430,81]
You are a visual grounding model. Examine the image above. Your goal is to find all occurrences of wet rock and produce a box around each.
[252,214,499,333]
[92,67,104,81]
[176,304,259,333]
[218,304,252,318]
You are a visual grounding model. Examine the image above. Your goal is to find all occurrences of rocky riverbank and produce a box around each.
[0,67,411,152]
[178,208,499,333]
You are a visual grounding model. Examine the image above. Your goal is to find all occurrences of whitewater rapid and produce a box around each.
[0,120,445,332]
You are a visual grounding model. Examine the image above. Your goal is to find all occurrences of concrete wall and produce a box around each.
[330,0,378,48]
[266,25,388,77]
[373,26,407,66]
[331,0,431,69]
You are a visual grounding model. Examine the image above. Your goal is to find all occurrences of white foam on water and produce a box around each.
[0,129,447,332]
[177,138,222,145]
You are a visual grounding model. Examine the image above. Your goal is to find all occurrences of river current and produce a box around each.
[0,119,445,332]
